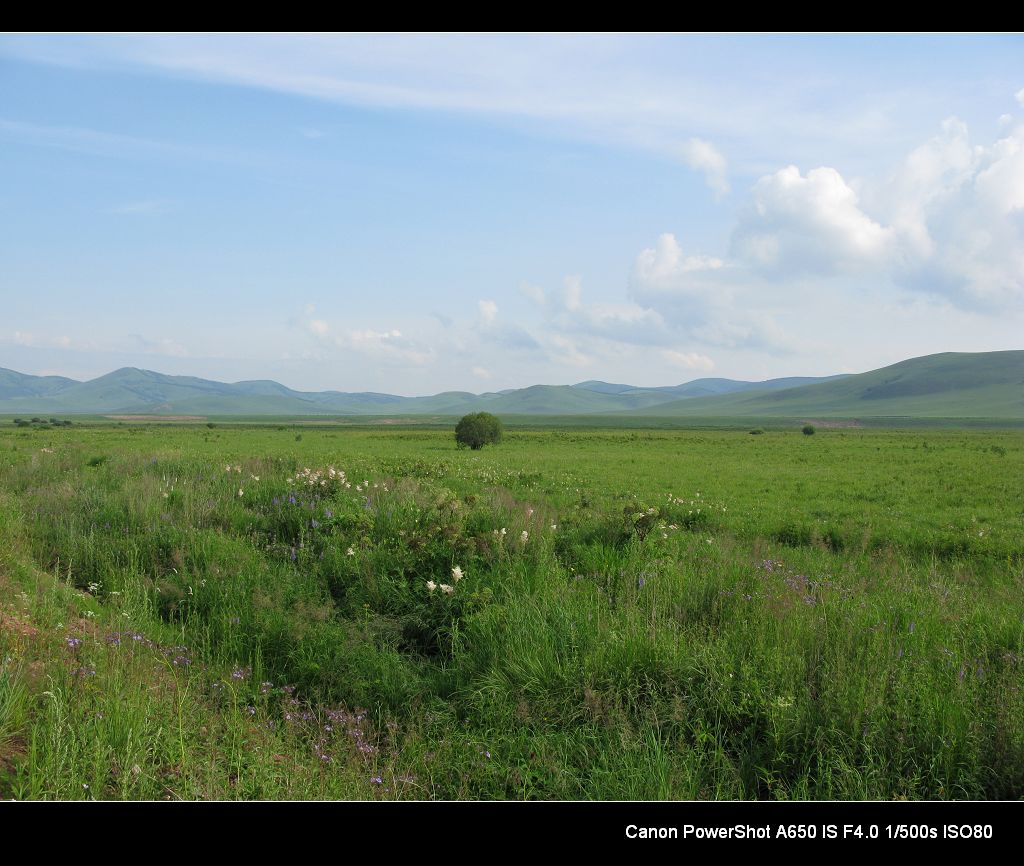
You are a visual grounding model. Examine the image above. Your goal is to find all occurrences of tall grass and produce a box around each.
[0,423,1021,799]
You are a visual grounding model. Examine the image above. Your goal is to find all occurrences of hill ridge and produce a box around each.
[0,350,1019,418]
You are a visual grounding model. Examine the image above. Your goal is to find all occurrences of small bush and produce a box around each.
[455,412,503,451]
[802,424,816,436]
[749,428,765,435]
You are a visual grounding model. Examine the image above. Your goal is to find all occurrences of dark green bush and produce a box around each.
[455,412,503,450]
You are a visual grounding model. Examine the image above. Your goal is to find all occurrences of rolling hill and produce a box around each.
[0,351,1019,419]
[632,351,1024,419]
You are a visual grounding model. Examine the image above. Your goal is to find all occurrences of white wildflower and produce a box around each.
[520,530,528,544]
[347,547,355,556]
[238,489,244,497]
[426,580,437,592]
[439,584,454,595]
[451,565,463,582]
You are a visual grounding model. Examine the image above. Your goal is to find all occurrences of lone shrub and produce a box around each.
[455,412,503,450]
[802,424,816,436]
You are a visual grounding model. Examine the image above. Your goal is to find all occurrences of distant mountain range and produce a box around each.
[0,350,1021,419]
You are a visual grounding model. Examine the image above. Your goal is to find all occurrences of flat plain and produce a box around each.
[1,421,1021,799]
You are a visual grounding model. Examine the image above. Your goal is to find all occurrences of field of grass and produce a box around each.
[1,421,1022,800]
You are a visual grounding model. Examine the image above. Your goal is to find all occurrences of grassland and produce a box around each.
[1,421,1022,800]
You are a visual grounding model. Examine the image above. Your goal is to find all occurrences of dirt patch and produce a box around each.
[0,607,38,639]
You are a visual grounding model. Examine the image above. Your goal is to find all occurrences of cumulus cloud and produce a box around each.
[629,233,794,353]
[538,272,671,347]
[731,165,892,276]
[680,137,729,196]
[1017,87,1024,108]
[632,233,724,291]
[729,115,1024,308]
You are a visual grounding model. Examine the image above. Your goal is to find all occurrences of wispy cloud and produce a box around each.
[0,34,948,188]
[0,117,256,167]
[680,137,730,197]
[106,199,170,215]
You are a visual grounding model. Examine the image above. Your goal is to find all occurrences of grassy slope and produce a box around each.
[639,351,1024,419]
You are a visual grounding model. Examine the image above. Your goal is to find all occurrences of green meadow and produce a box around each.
[1,421,1022,800]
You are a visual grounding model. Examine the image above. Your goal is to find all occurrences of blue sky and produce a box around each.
[1,34,1022,394]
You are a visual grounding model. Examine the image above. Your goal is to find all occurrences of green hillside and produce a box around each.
[639,351,1024,419]
[0,352,1019,419]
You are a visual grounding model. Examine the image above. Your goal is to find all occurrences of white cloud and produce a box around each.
[563,275,583,311]
[547,334,591,368]
[1017,87,1024,108]
[541,273,671,347]
[471,366,492,379]
[632,233,724,291]
[662,350,714,371]
[306,317,434,367]
[725,114,1024,309]
[629,234,794,353]
[128,334,188,357]
[520,282,546,306]
[0,118,249,167]
[478,299,498,325]
[680,137,729,196]
[732,165,892,276]
[12,331,90,351]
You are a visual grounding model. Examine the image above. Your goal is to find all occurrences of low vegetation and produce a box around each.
[0,422,1021,800]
